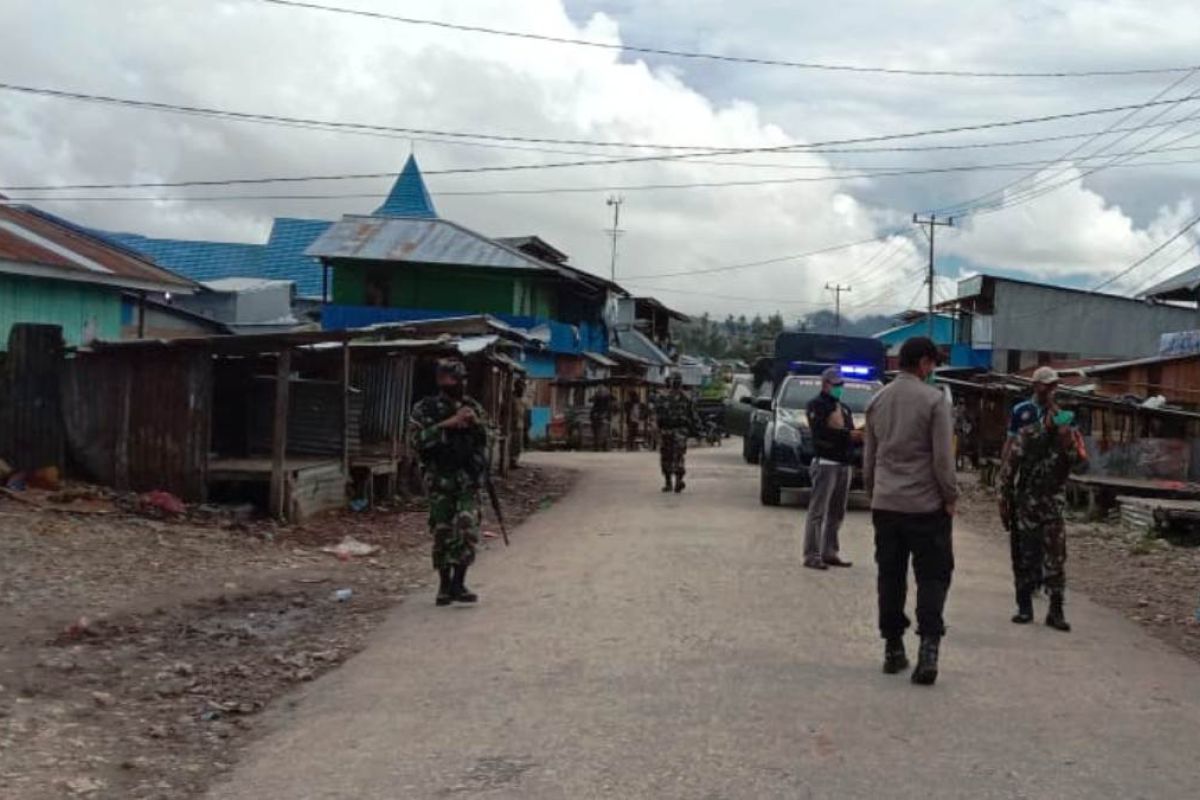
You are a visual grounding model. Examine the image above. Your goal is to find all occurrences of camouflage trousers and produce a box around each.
[427,487,480,570]
[659,430,688,477]
[1009,514,1067,594]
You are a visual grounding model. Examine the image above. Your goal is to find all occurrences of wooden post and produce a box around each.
[342,340,351,476]
[137,292,147,338]
[269,349,292,520]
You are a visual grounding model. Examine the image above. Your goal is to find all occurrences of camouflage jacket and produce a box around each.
[655,391,701,433]
[409,393,489,488]
[999,415,1087,523]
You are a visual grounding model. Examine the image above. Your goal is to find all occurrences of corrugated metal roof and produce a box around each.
[259,218,331,297]
[0,205,195,292]
[375,155,437,218]
[306,215,552,272]
[613,328,673,366]
[1138,263,1200,300]
[102,231,265,285]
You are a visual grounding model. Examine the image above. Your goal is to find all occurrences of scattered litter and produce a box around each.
[349,498,369,512]
[333,588,354,602]
[28,465,61,490]
[482,529,498,540]
[320,536,381,559]
[139,490,187,517]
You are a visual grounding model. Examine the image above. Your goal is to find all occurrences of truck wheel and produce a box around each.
[760,462,781,506]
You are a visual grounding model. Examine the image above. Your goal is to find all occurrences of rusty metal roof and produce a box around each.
[306,215,551,272]
[0,205,196,293]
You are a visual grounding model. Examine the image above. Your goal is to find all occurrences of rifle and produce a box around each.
[482,466,510,547]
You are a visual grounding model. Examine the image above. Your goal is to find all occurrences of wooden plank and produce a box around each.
[342,341,351,476]
[269,349,291,519]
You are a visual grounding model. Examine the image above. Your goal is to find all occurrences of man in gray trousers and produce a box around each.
[802,367,861,570]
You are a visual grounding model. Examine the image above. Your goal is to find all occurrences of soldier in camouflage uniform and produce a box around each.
[656,373,701,493]
[998,367,1088,631]
[410,359,490,606]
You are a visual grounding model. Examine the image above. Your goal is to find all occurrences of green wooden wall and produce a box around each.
[0,274,122,350]
[332,262,555,317]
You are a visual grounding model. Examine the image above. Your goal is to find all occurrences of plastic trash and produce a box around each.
[333,588,353,602]
[320,536,381,559]
[349,498,369,512]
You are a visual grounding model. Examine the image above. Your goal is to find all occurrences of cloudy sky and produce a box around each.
[2,0,1199,320]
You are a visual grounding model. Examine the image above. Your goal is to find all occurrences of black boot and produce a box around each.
[435,567,453,606]
[451,564,478,604]
[662,475,673,492]
[911,636,941,686]
[1011,589,1034,624]
[674,474,686,493]
[882,637,909,675]
[1046,591,1071,632]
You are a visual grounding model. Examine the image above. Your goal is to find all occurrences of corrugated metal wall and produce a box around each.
[61,347,213,499]
[353,355,414,456]
[993,281,1198,359]
[249,378,362,457]
[1,324,65,471]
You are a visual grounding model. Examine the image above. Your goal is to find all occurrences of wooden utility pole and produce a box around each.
[605,195,624,281]
[825,283,851,332]
[912,213,954,338]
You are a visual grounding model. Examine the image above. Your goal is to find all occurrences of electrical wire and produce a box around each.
[11,141,1200,193]
[7,82,1200,170]
[934,69,1200,217]
[626,234,897,281]
[1128,237,1200,296]
[11,148,1200,204]
[259,0,1200,80]
[1092,210,1200,292]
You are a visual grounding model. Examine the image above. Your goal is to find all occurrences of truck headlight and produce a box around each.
[774,422,802,446]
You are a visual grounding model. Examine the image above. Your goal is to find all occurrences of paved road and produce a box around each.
[210,447,1200,800]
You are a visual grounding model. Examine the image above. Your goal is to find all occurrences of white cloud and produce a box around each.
[1,0,1198,320]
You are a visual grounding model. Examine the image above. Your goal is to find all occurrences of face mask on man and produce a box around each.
[442,382,464,399]
[829,385,844,400]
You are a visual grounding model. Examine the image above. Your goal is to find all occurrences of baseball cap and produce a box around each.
[821,366,845,385]
[1031,366,1060,385]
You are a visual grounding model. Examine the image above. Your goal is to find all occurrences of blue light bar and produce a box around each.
[840,364,874,377]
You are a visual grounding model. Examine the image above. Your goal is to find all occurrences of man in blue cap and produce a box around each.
[803,366,861,570]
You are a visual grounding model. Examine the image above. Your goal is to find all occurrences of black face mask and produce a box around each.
[442,382,464,399]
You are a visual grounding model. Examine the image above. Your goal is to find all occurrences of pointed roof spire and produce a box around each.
[374,155,438,218]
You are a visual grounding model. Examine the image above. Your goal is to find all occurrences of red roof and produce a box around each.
[0,204,195,292]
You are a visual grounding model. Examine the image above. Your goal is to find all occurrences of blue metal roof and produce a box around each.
[375,155,437,218]
[101,232,264,284]
[259,218,331,297]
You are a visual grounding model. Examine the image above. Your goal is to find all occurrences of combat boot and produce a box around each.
[662,475,673,492]
[910,636,941,686]
[1045,591,1071,632]
[451,564,478,604]
[1011,589,1034,624]
[674,475,686,493]
[882,637,909,674]
[436,567,453,606]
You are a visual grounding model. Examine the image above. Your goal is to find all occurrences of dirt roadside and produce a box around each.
[957,476,1200,662]
[0,464,576,800]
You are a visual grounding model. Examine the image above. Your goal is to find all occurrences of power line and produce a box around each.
[629,234,895,281]
[259,0,1200,80]
[1128,237,1200,296]
[1091,210,1200,292]
[19,137,1200,193]
[618,282,909,309]
[12,149,1200,205]
[7,82,1200,171]
[935,69,1200,217]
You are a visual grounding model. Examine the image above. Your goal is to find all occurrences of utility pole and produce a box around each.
[606,195,624,281]
[825,283,851,332]
[912,213,954,338]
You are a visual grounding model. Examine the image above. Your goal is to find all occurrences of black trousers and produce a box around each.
[873,509,954,639]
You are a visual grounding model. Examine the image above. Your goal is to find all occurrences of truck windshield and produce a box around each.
[779,380,876,412]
